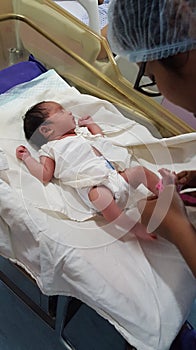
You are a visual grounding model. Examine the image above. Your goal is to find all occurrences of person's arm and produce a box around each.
[78,116,104,135]
[16,145,55,184]
[138,185,196,277]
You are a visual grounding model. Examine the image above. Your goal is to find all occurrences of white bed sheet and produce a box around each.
[54,0,108,32]
[54,1,88,24]
[0,70,195,350]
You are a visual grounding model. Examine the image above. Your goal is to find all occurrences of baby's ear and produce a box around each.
[39,125,53,139]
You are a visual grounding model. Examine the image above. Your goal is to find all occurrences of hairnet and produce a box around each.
[108,0,196,62]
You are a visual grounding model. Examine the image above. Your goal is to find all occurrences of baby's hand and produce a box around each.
[78,115,94,127]
[16,145,31,161]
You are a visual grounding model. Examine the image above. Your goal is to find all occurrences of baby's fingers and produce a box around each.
[78,115,92,124]
[16,145,29,160]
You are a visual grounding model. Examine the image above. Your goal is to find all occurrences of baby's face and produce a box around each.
[43,101,76,137]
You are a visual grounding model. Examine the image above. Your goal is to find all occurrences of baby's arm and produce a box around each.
[16,145,55,184]
[78,116,104,135]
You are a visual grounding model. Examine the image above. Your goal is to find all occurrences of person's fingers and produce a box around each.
[176,170,189,185]
[176,170,196,188]
[176,170,188,179]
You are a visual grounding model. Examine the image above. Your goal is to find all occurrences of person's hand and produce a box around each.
[78,115,94,127]
[176,170,196,189]
[16,145,31,161]
[138,185,188,244]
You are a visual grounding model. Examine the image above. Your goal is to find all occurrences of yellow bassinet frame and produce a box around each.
[0,0,194,137]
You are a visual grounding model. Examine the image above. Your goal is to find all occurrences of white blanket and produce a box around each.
[0,70,195,350]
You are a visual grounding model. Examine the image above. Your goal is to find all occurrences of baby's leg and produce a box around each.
[88,185,155,240]
[120,166,160,195]
[88,185,123,222]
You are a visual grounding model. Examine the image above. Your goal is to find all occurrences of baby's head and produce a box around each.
[24,101,76,147]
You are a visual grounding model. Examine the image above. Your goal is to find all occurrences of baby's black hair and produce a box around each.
[23,101,50,148]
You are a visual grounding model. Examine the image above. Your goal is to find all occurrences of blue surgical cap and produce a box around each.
[108,0,196,62]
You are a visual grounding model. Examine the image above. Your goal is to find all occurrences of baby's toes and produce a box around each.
[159,168,176,186]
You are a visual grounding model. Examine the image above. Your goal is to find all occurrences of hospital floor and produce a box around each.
[0,279,196,350]
[0,278,128,350]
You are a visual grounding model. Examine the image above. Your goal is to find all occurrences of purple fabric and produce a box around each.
[170,322,196,350]
[0,55,47,94]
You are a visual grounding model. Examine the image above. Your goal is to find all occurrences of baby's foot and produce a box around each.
[155,168,176,193]
[131,222,157,241]
[159,168,176,185]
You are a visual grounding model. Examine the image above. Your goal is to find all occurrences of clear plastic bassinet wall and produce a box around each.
[0,0,194,137]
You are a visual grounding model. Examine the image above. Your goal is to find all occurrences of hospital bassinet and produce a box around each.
[0,0,194,137]
[0,1,195,350]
